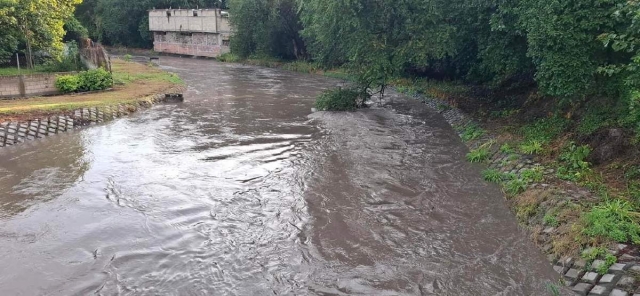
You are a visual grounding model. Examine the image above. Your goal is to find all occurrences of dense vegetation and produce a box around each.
[55,68,113,93]
[0,0,82,67]
[225,0,640,135]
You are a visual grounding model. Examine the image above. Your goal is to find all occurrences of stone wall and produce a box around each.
[0,73,62,98]
[153,32,229,57]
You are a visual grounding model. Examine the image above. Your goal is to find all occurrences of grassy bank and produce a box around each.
[0,58,183,122]
[217,54,640,261]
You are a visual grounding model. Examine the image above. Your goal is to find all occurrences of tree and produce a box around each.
[229,0,306,60]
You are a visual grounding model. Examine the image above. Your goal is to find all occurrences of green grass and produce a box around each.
[521,166,545,183]
[0,66,52,76]
[500,143,515,154]
[460,124,485,142]
[543,213,559,227]
[582,199,640,244]
[520,140,545,155]
[504,179,528,196]
[520,116,570,143]
[314,87,368,111]
[482,168,504,183]
[581,247,618,275]
[466,146,490,163]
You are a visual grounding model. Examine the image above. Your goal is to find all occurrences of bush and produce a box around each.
[314,87,368,111]
[466,146,490,163]
[504,179,528,196]
[217,53,241,63]
[582,199,640,244]
[77,68,113,91]
[55,75,81,93]
[460,124,485,142]
[519,140,545,155]
[482,168,504,183]
[54,68,112,93]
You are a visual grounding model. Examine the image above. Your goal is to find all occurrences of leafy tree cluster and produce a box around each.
[0,0,82,67]
[228,0,637,105]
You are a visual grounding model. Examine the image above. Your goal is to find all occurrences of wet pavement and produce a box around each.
[0,57,564,295]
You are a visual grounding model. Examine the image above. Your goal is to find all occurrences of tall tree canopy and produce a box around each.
[0,0,82,66]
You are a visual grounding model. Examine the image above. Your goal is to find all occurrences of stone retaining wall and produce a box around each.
[0,88,184,148]
[410,92,640,296]
[0,73,66,98]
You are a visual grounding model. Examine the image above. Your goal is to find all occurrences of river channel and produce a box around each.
[0,57,564,295]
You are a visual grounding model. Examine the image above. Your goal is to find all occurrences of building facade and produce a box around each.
[148,9,231,58]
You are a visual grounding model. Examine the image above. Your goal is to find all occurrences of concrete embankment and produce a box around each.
[0,88,184,148]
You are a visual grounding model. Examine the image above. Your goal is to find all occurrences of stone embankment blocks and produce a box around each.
[0,88,184,148]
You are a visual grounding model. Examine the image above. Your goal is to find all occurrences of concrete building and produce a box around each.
[148,9,231,57]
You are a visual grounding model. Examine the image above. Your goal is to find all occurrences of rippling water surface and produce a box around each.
[0,57,563,295]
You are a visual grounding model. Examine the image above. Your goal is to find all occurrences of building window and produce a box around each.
[180,32,193,37]
[193,10,198,17]
[222,40,230,46]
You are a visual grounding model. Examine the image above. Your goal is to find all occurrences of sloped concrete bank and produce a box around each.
[408,92,640,296]
[0,86,185,148]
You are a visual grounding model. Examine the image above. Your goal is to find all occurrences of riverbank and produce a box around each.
[0,58,183,122]
[217,55,640,294]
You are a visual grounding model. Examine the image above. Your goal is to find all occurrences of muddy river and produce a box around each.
[0,57,564,295]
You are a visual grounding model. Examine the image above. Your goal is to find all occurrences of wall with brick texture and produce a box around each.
[0,73,61,98]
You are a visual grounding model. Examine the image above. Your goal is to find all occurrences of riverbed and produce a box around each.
[0,57,563,295]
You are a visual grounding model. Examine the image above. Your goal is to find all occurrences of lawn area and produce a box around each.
[0,58,183,122]
[0,66,51,76]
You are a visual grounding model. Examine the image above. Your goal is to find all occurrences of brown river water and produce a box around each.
[0,57,566,295]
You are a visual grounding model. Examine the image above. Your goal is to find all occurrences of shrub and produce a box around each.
[499,143,515,154]
[482,168,503,183]
[519,140,545,155]
[54,68,113,93]
[543,213,559,227]
[123,54,133,62]
[521,166,545,183]
[466,146,490,163]
[461,124,485,142]
[557,142,592,181]
[217,52,241,63]
[55,75,80,93]
[314,87,369,111]
[582,199,640,244]
[504,179,528,196]
[77,68,113,91]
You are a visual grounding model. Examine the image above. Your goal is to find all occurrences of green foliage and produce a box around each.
[63,16,89,42]
[582,199,640,244]
[482,169,504,183]
[217,52,240,63]
[461,124,485,142]
[543,213,559,227]
[520,117,570,143]
[314,87,368,111]
[500,143,515,154]
[466,147,490,163]
[56,68,113,93]
[520,140,545,155]
[521,166,545,183]
[229,0,305,60]
[123,54,132,62]
[581,247,617,275]
[504,178,528,196]
[77,68,113,91]
[55,74,80,93]
[557,142,592,181]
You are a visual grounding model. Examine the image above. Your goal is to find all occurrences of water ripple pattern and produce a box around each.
[0,57,564,295]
